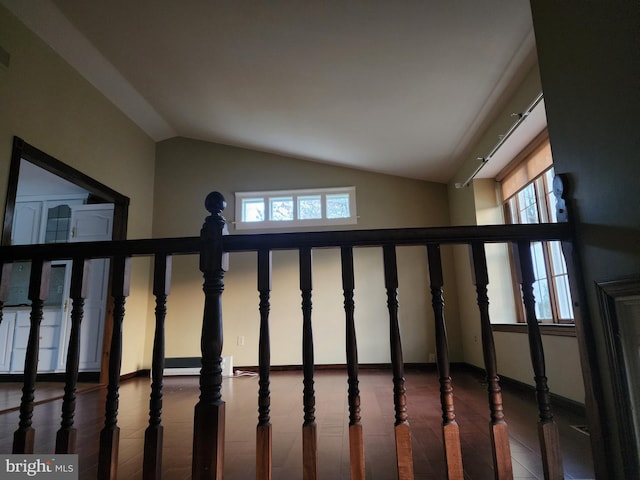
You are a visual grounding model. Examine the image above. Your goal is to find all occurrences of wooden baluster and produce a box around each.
[0,262,12,326]
[514,241,563,480]
[13,258,51,454]
[98,254,132,480]
[382,245,414,480]
[257,248,273,480]
[193,192,228,480]
[470,242,513,480]
[56,257,91,454]
[300,246,317,480]
[143,254,172,480]
[426,244,464,479]
[341,246,365,480]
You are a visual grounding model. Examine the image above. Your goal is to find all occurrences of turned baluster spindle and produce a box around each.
[56,257,91,454]
[470,242,513,480]
[13,258,51,454]
[143,254,172,480]
[193,192,228,480]
[299,246,317,480]
[426,244,463,479]
[257,248,273,480]
[341,246,365,480]
[382,245,414,480]
[98,254,131,480]
[514,241,563,480]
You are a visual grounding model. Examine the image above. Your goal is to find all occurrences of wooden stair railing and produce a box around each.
[144,253,172,479]
[13,257,51,454]
[383,245,415,480]
[98,255,132,480]
[515,241,563,480]
[471,242,514,480]
[342,246,365,480]
[427,244,464,480]
[256,248,273,480]
[299,246,318,480]
[192,192,228,480]
[0,188,583,479]
[56,257,90,454]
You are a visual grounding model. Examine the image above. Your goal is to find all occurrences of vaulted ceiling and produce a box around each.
[3,0,540,183]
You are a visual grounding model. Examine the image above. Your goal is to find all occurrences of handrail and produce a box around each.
[0,236,201,260]
[221,222,571,251]
[0,222,572,262]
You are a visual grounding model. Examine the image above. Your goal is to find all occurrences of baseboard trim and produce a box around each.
[458,362,586,417]
[234,362,440,373]
[120,369,150,381]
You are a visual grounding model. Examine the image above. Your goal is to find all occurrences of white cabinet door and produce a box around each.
[11,310,62,373]
[12,202,42,245]
[0,311,16,372]
[60,204,114,372]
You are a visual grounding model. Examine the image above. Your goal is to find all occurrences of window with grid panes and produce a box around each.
[501,136,574,324]
[234,186,356,230]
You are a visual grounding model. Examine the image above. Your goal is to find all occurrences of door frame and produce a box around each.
[596,277,640,479]
[2,136,130,383]
[2,136,129,244]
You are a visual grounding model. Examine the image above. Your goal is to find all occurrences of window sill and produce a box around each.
[491,323,576,337]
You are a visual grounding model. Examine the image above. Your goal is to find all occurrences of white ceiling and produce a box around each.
[3,0,542,183]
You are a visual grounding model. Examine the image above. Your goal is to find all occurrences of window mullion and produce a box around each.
[541,241,561,323]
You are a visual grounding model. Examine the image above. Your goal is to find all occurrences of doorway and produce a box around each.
[1,136,130,381]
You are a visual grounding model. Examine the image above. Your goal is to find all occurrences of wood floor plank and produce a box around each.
[0,368,595,479]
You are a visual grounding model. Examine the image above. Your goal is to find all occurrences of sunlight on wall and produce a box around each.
[164,246,436,367]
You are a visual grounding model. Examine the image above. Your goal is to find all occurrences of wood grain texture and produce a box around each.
[0,369,596,479]
[394,422,415,480]
[302,423,318,480]
[256,424,272,480]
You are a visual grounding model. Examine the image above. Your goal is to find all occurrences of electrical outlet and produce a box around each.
[237,335,245,346]
[428,353,436,363]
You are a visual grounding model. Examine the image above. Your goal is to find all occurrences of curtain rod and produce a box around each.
[455,92,544,189]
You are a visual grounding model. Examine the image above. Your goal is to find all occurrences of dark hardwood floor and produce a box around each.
[0,368,594,479]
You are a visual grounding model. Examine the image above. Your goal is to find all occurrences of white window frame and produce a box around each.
[234,186,357,230]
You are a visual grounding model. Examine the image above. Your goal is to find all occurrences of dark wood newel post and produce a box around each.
[553,174,608,479]
[193,192,228,480]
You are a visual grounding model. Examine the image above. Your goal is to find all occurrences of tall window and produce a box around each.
[500,135,574,324]
[235,186,356,230]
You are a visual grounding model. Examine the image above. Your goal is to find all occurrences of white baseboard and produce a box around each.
[162,356,234,377]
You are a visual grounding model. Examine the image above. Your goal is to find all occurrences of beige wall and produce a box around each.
[447,64,585,403]
[155,138,463,365]
[0,6,156,374]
